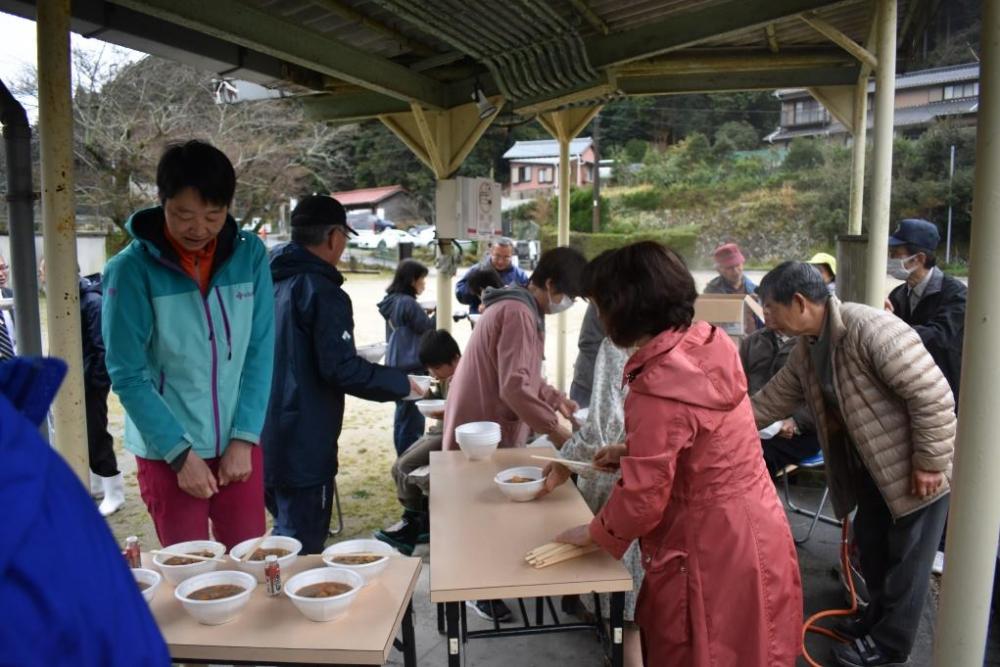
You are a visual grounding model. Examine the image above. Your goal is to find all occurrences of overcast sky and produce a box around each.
[0,11,143,119]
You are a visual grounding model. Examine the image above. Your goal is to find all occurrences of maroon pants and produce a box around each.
[135,445,265,550]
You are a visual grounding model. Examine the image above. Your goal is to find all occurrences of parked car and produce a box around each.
[355,228,416,250]
[411,225,437,248]
[347,211,395,248]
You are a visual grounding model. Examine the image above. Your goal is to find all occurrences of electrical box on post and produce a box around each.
[435,177,502,240]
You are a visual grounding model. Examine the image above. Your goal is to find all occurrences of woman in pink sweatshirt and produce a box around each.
[442,247,587,451]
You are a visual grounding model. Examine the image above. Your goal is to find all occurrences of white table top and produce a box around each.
[429,449,633,603]
[146,553,420,665]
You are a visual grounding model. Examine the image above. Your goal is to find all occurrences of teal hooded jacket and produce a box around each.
[102,207,275,464]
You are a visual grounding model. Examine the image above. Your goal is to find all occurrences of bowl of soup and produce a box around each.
[132,568,162,603]
[415,399,446,419]
[285,567,364,622]
[494,466,545,502]
[228,535,303,582]
[174,570,256,625]
[321,539,395,585]
[153,540,226,586]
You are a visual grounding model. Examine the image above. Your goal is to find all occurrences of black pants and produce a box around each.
[265,483,333,555]
[852,467,949,658]
[762,432,820,476]
[85,387,118,477]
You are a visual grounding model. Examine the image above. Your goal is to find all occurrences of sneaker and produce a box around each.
[831,616,868,641]
[466,599,513,623]
[831,636,909,667]
[374,515,421,556]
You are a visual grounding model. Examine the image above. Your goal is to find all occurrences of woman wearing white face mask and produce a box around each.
[441,247,588,455]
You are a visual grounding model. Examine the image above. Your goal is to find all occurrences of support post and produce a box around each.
[933,1,1000,664]
[847,71,870,235]
[37,0,88,482]
[378,96,503,333]
[538,106,601,392]
[863,0,896,308]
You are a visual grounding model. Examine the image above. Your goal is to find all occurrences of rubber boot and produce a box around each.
[98,473,125,516]
[89,471,104,499]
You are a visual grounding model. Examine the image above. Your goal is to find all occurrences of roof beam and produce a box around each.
[586,0,848,68]
[106,0,448,107]
[301,91,410,123]
[567,0,609,35]
[765,24,781,53]
[618,65,860,95]
[614,49,855,77]
[800,11,878,69]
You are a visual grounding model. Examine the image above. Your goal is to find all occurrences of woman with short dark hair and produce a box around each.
[551,242,802,667]
[378,259,434,455]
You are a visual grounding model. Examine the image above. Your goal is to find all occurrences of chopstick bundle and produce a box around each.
[529,455,599,471]
[524,542,600,568]
[150,550,226,563]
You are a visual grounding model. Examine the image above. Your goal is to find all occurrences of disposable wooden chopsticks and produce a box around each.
[524,542,601,569]
[240,530,272,563]
[150,550,226,563]
[529,455,599,470]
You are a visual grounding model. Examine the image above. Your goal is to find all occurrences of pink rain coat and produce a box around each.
[590,322,802,667]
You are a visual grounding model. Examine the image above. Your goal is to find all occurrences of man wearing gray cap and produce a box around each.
[262,195,423,553]
[886,218,966,403]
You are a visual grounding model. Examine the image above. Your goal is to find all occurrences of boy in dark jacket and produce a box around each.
[262,196,422,554]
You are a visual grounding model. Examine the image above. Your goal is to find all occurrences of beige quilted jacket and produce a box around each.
[752,298,955,519]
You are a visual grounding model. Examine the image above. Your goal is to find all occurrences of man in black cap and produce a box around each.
[261,195,423,553]
[886,218,966,403]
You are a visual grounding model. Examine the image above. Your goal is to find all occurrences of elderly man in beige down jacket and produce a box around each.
[751,262,955,667]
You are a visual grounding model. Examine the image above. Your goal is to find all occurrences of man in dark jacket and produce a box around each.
[740,327,819,475]
[262,195,420,554]
[79,274,125,516]
[886,219,966,403]
[455,238,530,314]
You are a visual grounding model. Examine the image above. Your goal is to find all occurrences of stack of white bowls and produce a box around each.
[455,421,501,460]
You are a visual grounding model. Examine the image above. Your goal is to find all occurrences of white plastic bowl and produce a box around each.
[174,570,256,625]
[228,535,303,583]
[455,421,501,461]
[494,466,546,502]
[153,540,225,586]
[321,539,395,586]
[415,399,446,419]
[285,567,364,622]
[357,342,387,363]
[132,568,162,603]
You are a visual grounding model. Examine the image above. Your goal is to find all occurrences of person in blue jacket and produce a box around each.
[0,356,170,667]
[455,237,529,314]
[102,140,275,550]
[377,259,435,455]
[262,195,421,554]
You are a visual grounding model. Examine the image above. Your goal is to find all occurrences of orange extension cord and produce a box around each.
[801,521,857,667]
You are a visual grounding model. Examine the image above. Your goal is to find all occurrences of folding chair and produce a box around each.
[777,452,839,544]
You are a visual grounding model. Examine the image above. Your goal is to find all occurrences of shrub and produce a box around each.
[539,225,699,262]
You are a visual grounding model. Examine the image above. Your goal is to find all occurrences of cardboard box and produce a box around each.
[694,294,763,340]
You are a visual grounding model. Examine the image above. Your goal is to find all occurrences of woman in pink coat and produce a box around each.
[552,242,802,667]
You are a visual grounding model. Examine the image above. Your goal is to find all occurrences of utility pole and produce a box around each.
[592,113,601,233]
[946,143,956,265]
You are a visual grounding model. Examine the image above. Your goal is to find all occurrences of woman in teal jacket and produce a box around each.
[102,141,274,549]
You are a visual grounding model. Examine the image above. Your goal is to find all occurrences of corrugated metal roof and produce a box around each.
[503,137,593,159]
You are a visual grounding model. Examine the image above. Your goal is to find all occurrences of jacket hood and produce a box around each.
[624,321,747,410]
[481,285,544,331]
[79,276,102,295]
[377,291,412,325]
[269,242,344,286]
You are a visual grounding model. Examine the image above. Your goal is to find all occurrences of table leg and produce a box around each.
[446,601,462,667]
[402,599,417,667]
[610,592,625,667]
[437,602,445,635]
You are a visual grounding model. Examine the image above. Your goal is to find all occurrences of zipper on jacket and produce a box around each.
[215,286,233,361]
[201,297,222,458]
[158,370,165,395]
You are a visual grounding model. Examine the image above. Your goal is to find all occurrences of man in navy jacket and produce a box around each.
[262,196,419,553]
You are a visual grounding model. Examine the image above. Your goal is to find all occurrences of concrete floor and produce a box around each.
[377,482,953,667]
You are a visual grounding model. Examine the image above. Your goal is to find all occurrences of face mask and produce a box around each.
[547,293,574,315]
[887,254,918,281]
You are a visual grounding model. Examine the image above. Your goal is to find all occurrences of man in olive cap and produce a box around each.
[261,195,423,553]
[886,219,966,403]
